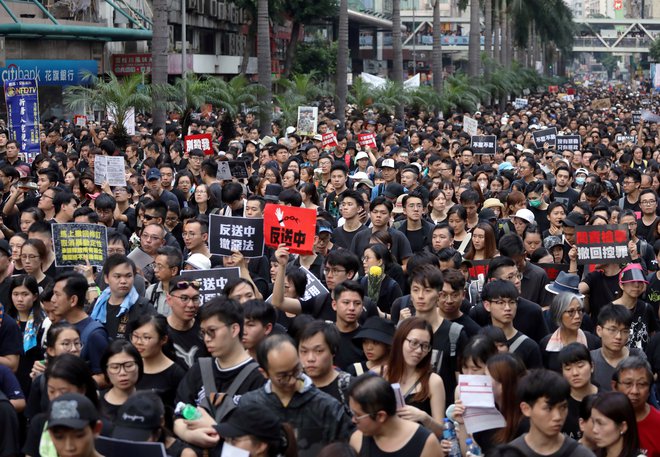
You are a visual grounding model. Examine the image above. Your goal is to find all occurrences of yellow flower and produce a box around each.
[369,265,383,276]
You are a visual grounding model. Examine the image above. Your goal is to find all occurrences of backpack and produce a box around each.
[198,358,259,423]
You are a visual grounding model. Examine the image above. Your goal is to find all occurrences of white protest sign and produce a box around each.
[94,156,126,186]
[463,116,478,136]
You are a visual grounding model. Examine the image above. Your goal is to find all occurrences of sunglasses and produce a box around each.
[143,214,158,221]
[171,280,201,291]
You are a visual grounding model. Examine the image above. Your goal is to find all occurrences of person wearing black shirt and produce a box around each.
[552,166,579,208]
[332,190,368,250]
[395,192,435,254]
[330,281,367,370]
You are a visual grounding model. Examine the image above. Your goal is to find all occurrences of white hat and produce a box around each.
[285,126,296,135]
[575,168,589,176]
[355,151,369,161]
[312,134,323,141]
[514,208,535,225]
[381,158,396,169]
[185,253,211,270]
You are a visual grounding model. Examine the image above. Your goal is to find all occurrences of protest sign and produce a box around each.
[537,263,569,281]
[208,214,264,258]
[321,132,337,149]
[590,98,611,110]
[632,111,642,124]
[513,98,528,109]
[463,116,478,136]
[228,160,249,179]
[358,133,377,149]
[53,223,107,267]
[264,204,316,255]
[96,436,167,457]
[641,110,660,123]
[94,156,127,186]
[556,135,581,151]
[458,374,506,434]
[567,87,576,95]
[216,161,233,180]
[181,267,240,306]
[467,260,490,280]
[548,85,559,93]
[532,127,557,149]
[299,266,329,302]
[5,78,40,161]
[73,114,87,127]
[470,135,497,155]
[575,224,631,265]
[184,133,213,155]
[615,134,637,144]
[127,247,154,271]
[296,106,318,137]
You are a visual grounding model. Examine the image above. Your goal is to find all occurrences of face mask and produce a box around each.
[529,199,542,208]
[576,177,585,185]
[479,182,487,191]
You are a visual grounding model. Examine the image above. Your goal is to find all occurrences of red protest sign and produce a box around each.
[567,87,575,95]
[548,85,559,93]
[185,134,213,155]
[73,115,87,127]
[322,133,337,149]
[264,204,316,255]
[358,133,377,149]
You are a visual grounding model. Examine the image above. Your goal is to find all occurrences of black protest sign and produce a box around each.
[229,160,249,179]
[556,135,581,151]
[208,214,264,258]
[96,437,167,457]
[181,267,241,306]
[299,266,329,302]
[537,263,569,281]
[532,127,558,148]
[615,134,637,144]
[575,224,630,265]
[633,111,642,123]
[53,223,107,267]
[470,135,497,154]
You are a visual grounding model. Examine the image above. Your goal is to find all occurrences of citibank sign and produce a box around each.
[0,60,97,87]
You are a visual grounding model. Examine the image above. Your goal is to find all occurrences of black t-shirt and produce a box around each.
[507,331,543,369]
[166,319,209,369]
[645,333,660,394]
[583,270,621,319]
[104,303,131,340]
[332,224,368,250]
[334,327,365,370]
[22,411,46,457]
[137,362,186,409]
[318,375,344,405]
[401,226,428,254]
[552,188,579,208]
[638,217,658,242]
[0,314,22,359]
[453,314,482,338]
[627,300,659,351]
[645,272,660,317]
[432,319,468,402]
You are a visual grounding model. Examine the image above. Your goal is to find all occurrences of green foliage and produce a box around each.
[600,55,619,77]
[272,73,332,126]
[650,36,660,63]
[292,37,337,77]
[348,77,413,116]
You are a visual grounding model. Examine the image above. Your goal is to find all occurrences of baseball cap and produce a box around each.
[185,253,211,270]
[381,159,396,169]
[317,221,333,235]
[562,211,586,227]
[575,168,589,177]
[543,236,563,250]
[146,168,161,181]
[0,240,10,257]
[312,134,323,141]
[498,162,514,173]
[16,165,30,178]
[112,392,164,441]
[514,208,535,225]
[352,172,375,189]
[215,404,282,443]
[355,151,369,161]
[478,208,498,222]
[48,393,99,430]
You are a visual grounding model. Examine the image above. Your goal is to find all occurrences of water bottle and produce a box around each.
[466,437,482,456]
[175,402,202,420]
[443,418,461,457]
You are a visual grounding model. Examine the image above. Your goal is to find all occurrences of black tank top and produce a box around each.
[360,425,431,457]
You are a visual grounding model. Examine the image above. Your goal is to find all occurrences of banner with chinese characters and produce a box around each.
[52,223,108,267]
[615,134,637,144]
[470,135,497,155]
[4,78,40,160]
[532,127,557,149]
[537,263,569,281]
[208,215,264,258]
[184,133,213,155]
[180,267,241,306]
[556,135,581,151]
[322,133,337,149]
[575,224,631,265]
[358,133,377,149]
[264,204,316,255]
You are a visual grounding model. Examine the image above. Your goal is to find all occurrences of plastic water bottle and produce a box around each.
[466,437,482,456]
[443,418,461,457]
[175,402,202,420]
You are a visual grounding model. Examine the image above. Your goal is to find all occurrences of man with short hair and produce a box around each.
[52,191,79,224]
[621,168,642,212]
[138,224,167,283]
[144,168,179,208]
[182,217,212,260]
[395,192,434,254]
[331,280,367,370]
[637,189,658,242]
[499,233,549,307]
[145,246,182,315]
[460,189,481,231]
[2,140,25,167]
[482,279,542,369]
[244,195,265,218]
[238,334,354,457]
[553,166,579,208]
[324,163,349,219]
[332,190,367,250]
[612,356,660,456]
[242,299,276,359]
[94,193,131,239]
[508,369,594,457]
[438,268,482,336]
[165,276,208,368]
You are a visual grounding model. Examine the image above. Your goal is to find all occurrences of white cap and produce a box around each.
[575,168,589,176]
[514,209,535,225]
[185,253,211,270]
[355,151,369,161]
[286,126,296,135]
[381,158,396,169]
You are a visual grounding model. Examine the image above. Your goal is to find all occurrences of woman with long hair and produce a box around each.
[99,339,143,422]
[129,314,185,409]
[19,207,44,234]
[20,239,52,292]
[359,243,402,314]
[386,317,445,437]
[447,205,472,254]
[488,353,527,446]
[427,189,448,225]
[464,222,499,260]
[300,182,320,210]
[189,183,220,216]
[591,391,640,457]
[558,343,599,440]
[10,232,28,274]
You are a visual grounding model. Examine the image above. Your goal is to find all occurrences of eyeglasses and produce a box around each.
[490,299,517,308]
[106,361,138,374]
[623,180,636,186]
[171,280,201,291]
[641,200,657,206]
[564,307,584,318]
[141,233,162,241]
[199,324,228,340]
[58,340,83,351]
[500,272,522,282]
[405,338,431,353]
[323,267,347,276]
[602,326,630,337]
[130,334,155,344]
[171,294,201,305]
[108,248,126,255]
[350,410,373,422]
[272,364,303,384]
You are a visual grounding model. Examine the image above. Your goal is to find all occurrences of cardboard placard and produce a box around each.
[575,224,631,265]
[53,223,108,267]
[216,161,233,180]
[358,133,377,149]
[180,267,241,306]
[615,134,637,144]
[463,116,478,137]
[537,263,569,281]
[94,156,127,186]
[321,132,338,149]
[264,203,317,255]
[470,135,497,154]
[184,133,213,155]
[513,98,528,109]
[228,160,249,179]
[532,127,558,149]
[208,214,264,258]
[73,114,87,127]
[296,106,318,137]
[590,98,611,110]
[556,135,581,151]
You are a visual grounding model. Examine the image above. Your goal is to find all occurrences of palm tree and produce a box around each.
[151,0,168,130]
[468,0,481,78]
[157,74,216,136]
[64,73,152,148]
[257,0,272,137]
[391,0,404,119]
[432,0,443,93]
[335,0,348,123]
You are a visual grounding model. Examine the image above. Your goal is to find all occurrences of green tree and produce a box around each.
[156,74,217,136]
[292,36,337,76]
[64,73,152,148]
[650,36,660,62]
